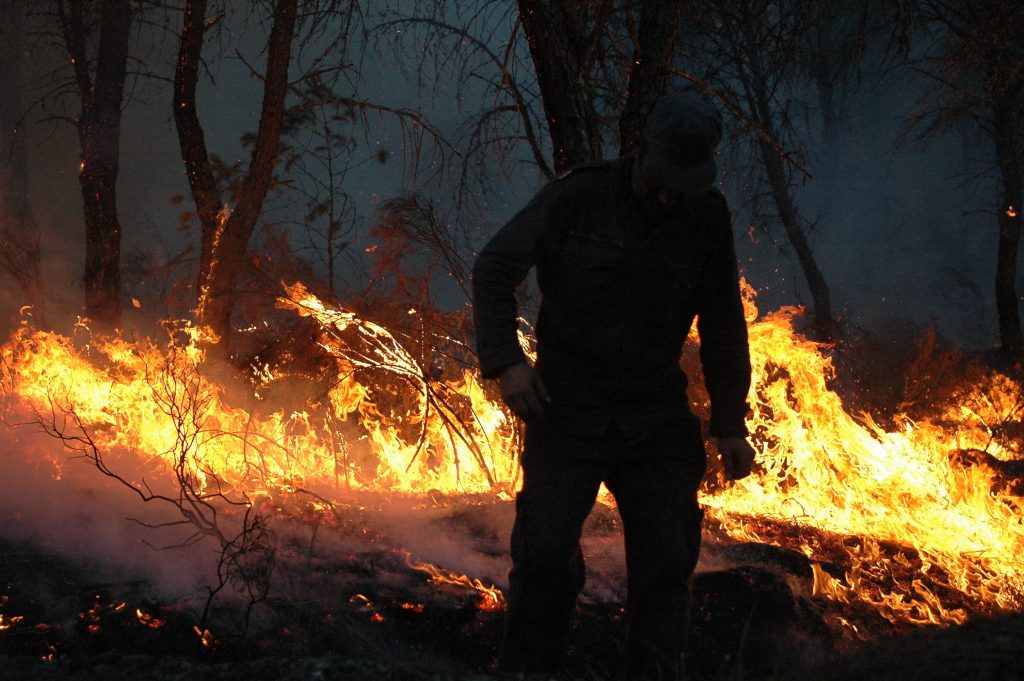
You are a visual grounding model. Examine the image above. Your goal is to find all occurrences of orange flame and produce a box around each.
[0,614,24,631]
[2,280,1022,630]
[703,290,1024,625]
[406,555,506,611]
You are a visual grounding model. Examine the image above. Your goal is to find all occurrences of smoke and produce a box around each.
[719,58,1002,351]
[0,414,651,623]
[0,428,216,599]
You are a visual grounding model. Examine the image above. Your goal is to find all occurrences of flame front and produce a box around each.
[704,293,1024,625]
[2,281,1022,631]
[3,287,518,499]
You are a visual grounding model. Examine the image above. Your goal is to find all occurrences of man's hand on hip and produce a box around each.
[497,363,550,421]
[716,437,756,480]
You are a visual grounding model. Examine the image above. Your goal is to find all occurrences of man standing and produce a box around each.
[472,91,755,680]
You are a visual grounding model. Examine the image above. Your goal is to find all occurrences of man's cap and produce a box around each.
[642,91,723,197]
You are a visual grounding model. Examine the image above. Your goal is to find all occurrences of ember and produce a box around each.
[135,609,166,630]
[0,613,24,632]
[192,626,219,650]
[350,593,384,621]
[407,556,507,612]
[78,596,128,636]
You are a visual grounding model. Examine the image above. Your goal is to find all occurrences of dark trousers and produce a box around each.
[498,421,706,680]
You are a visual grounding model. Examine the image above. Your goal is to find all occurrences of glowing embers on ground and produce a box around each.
[1,281,1023,630]
[0,596,23,632]
[406,554,506,612]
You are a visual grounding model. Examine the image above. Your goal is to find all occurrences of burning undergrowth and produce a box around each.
[0,281,1023,678]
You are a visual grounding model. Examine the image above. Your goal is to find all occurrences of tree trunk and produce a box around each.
[731,5,833,338]
[173,0,224,291]
[758,138,833,338]
[175,0,298,351]
[991,89,1023,357]
[618,0,684,156]
[324,116,339,297]
[60,0,130,329]
[516,0,604,172]
[0,1,45,322]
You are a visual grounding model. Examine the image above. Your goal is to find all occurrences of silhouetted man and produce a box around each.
[472,91,755,680]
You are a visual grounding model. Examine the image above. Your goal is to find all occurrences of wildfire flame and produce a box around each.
[703,285,1024,625]
[406,555,506,611]
[1,280,1022,631]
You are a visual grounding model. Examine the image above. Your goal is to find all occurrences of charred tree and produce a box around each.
[383,0,688,210]
[516,0,606,172]
[986,34,1024,357]
[618,0,684,156]
[737,50,833,338]
[992,82,1023,356]
[517,0,694,167]
[174,0,298,352]
[173,0,221,283]
[0,1,45,322]
[906,0,1024,357]
[57,0,131,329]
[730,0,833,339]
[685,0,835,339]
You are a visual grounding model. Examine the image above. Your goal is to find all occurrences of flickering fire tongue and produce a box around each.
[1,281,1022,631]
[702,284,1024,626]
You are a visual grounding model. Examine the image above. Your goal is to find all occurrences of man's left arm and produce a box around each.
[694,193,755,479]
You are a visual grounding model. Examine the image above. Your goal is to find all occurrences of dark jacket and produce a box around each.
[472,158,750,443]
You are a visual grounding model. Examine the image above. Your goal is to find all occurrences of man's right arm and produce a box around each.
[472,184,562,420]
[471,186,557,379]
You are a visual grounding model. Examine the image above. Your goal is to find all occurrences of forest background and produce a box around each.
[0,0,1019,362]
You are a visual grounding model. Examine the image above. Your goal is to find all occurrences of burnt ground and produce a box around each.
[795,614,1024,681]
[1,532,1022,681]
[0,533,506,680]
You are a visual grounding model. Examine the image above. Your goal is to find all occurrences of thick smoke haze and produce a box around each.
[0,422,647,614]
[0,429,216,599]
